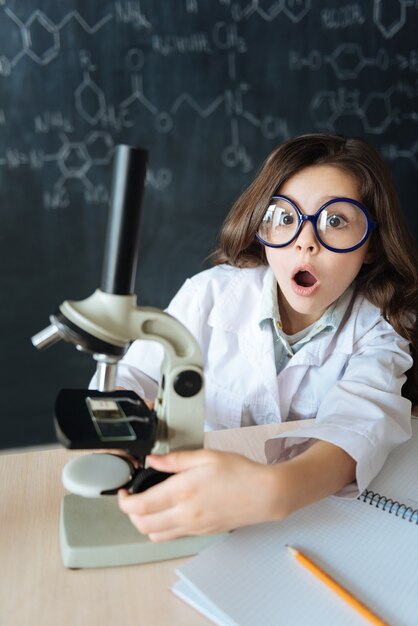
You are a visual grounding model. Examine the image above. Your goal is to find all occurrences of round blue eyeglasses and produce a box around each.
[256,195,377,253]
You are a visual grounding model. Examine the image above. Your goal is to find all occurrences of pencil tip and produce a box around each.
[286,545,297,555]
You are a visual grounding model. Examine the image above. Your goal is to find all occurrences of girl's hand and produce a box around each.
[118,449,283,541]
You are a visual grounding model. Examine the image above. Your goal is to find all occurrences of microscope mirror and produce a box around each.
[62,454,134,498]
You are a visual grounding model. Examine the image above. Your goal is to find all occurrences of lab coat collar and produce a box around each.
[287,288,361,367]
[206,266,381,401]
[207,266,376,359]
[207,266,269,334]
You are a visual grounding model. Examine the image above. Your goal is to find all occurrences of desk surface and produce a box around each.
[0,420,311,626]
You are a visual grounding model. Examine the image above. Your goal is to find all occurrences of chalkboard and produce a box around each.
[1,0,417,448]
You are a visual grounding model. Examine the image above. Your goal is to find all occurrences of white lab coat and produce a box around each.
[102,264,413,497]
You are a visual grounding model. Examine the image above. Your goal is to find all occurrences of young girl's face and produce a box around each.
[265,164,372,335]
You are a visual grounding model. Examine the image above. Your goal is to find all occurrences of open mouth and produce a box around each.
[293,270,318,288]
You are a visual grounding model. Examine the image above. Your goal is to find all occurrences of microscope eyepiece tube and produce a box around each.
[101,145,148,295]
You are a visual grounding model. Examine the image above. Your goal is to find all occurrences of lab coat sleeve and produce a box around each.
[265,321,413,498]
[89,277,203,400]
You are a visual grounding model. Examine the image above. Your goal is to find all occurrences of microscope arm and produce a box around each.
[127,307,204,455]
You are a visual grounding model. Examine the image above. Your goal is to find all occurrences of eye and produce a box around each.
[274,211,295,227]
[282,213,294,225]
[326,213,348,229]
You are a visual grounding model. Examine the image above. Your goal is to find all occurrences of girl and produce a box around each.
[113,133,418,541]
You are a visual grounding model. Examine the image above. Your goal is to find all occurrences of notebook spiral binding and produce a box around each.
[359,490,418,524]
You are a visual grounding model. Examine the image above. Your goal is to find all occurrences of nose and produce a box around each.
[294,219,320,254]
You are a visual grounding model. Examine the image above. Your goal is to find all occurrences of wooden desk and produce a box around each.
[0,420,310,626]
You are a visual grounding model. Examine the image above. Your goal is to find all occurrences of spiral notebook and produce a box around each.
[172,418,418,626]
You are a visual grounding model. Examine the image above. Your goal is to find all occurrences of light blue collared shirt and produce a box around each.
[258,269,354,375]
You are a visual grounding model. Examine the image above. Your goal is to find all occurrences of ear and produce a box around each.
[363,249,374,264]
[362,238,377,265]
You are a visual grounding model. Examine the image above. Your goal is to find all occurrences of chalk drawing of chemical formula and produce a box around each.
[288,42,418,133]
[0,0,417,209]
[0,1,297,208]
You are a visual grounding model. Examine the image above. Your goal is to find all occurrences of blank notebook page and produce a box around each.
[175,497,418,626]
[364,417,418,508]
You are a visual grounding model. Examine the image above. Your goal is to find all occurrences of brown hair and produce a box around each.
[211,133,418,405]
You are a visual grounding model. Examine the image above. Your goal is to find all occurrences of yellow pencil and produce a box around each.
[287,545,389,626]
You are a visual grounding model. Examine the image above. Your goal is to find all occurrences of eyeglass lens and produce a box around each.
[258,197,368,250]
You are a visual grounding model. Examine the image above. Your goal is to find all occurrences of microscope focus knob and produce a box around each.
[130,468,173,493]
[173,370,203,397]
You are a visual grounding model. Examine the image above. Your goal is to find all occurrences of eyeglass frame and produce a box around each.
[255,194,377,253]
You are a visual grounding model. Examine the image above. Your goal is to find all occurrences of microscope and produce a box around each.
[31,145,217,568]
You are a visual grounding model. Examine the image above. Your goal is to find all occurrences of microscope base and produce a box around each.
[60,494,221,569]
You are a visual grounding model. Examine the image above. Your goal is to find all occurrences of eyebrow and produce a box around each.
[274,194,359,205]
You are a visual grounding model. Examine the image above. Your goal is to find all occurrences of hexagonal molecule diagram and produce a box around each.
[374,0,410,39]
[24,11,60,65]
[75,73,106,125]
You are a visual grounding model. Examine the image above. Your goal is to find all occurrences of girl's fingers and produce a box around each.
[146,449,211,473]
[127,507,181,536]
[118,473,185,515]
[148,529,187,542]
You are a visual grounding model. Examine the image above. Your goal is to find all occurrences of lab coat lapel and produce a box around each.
[239,322,281,409]
[275,310,356,419]
[277,362,312,419]
[208,266,282,409]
